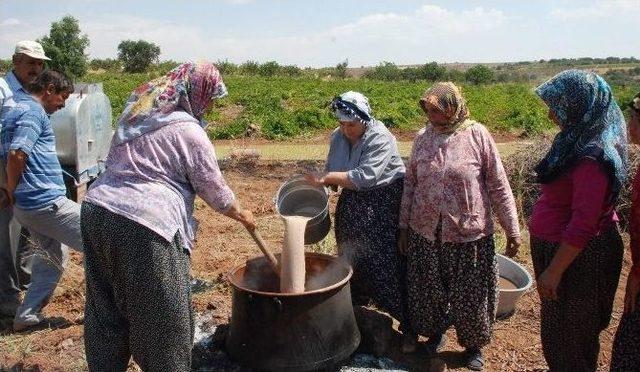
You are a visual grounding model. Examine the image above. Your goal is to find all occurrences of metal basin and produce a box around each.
[497,254,533,318]
[226,253,360,371]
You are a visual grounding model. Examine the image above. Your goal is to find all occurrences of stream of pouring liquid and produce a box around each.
[280,215,311,293]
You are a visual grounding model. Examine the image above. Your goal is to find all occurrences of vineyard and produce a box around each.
[85,72,640,140]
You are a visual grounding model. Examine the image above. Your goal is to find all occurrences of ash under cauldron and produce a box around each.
[225,252,361,371]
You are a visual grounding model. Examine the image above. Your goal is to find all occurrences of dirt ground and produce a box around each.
[0,160,633,371]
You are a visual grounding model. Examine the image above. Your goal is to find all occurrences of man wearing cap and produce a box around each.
[5,41,50,101]
[0,40,50,319]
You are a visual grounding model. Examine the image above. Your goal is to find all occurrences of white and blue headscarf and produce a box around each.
[535,69,627,200]
[330,91,373,125]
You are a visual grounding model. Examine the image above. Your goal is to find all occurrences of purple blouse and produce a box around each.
[85,120,235,251]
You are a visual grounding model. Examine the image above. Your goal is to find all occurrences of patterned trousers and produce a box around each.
[407,229,498,349]
[82,202,194,372]
[335,178,408,325]
[531,226,623,372]
[611,289,640,371]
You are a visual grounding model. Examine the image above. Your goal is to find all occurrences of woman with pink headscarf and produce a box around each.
[81,62,255,371]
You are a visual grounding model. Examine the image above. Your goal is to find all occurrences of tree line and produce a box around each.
[1,14,638,86]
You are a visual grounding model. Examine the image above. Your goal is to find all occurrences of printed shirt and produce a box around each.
[528,159,617,250]
[325,119,405,190]
[0,97,66,209]
[399,122,520,243]
[85,117,235,252]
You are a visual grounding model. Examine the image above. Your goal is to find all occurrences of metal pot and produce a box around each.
[275,177,331,244]
[226,253,360,371]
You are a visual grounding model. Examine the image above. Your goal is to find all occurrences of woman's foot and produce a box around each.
[465,347,484,371]
[425,333,447,353]
[401,331,418,354]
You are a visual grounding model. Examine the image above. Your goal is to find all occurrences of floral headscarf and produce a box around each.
[420,82,472,134]
[330,91,373,125]
[113,61,227,146]
[535,69,627,200]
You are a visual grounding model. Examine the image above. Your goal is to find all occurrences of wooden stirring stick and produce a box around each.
[247,228,280,275]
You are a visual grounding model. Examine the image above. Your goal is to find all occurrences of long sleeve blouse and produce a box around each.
[528,159,617,251]
[325,119,405,190]
[85,119,235,252]
[399,122,520,243]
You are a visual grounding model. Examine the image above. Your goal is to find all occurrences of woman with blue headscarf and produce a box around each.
[306,91,411,348]
[528,70,627,371]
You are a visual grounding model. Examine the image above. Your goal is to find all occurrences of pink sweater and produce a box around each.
[528,159,617,250]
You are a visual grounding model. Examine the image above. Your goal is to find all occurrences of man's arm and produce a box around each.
[5,149,27,204]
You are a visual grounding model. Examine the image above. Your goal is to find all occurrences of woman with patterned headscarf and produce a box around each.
[528,70,627,371]
[610,92,640,371]
[306,91,411,348]
[81,62,255,371]
[397,82,521,370]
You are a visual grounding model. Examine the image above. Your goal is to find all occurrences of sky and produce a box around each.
[1,0,637,68]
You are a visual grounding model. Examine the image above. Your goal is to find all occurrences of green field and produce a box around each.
[85,72,640,140]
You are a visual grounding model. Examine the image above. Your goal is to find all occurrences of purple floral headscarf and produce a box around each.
[113,61,227,145]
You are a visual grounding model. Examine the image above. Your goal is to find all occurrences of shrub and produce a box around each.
[117,40,161,73]
[465,65,495,85]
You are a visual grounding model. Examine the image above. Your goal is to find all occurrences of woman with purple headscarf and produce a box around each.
[81,62,255,371]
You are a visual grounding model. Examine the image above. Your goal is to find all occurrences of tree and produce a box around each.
[216,59,238,75]
[419,62,446,81]
[334,60,348,78]
[280,65,302,77]
[240,60,260,75]
[446,69,466,82]
[38,15,90,78]
[0,59,11,74]
[258,61,280,77]
[117,40,161,73]
[465,65,494,84]
[364,62,402,81]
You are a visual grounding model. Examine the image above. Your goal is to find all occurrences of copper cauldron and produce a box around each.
[226,252,360,371]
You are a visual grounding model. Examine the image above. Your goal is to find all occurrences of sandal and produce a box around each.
[426,333,447,353]
[466,348,484,371]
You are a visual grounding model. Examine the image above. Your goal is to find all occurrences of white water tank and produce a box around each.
[50,83,113,186]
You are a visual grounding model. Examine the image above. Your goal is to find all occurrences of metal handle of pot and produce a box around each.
[247,227,280,276]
